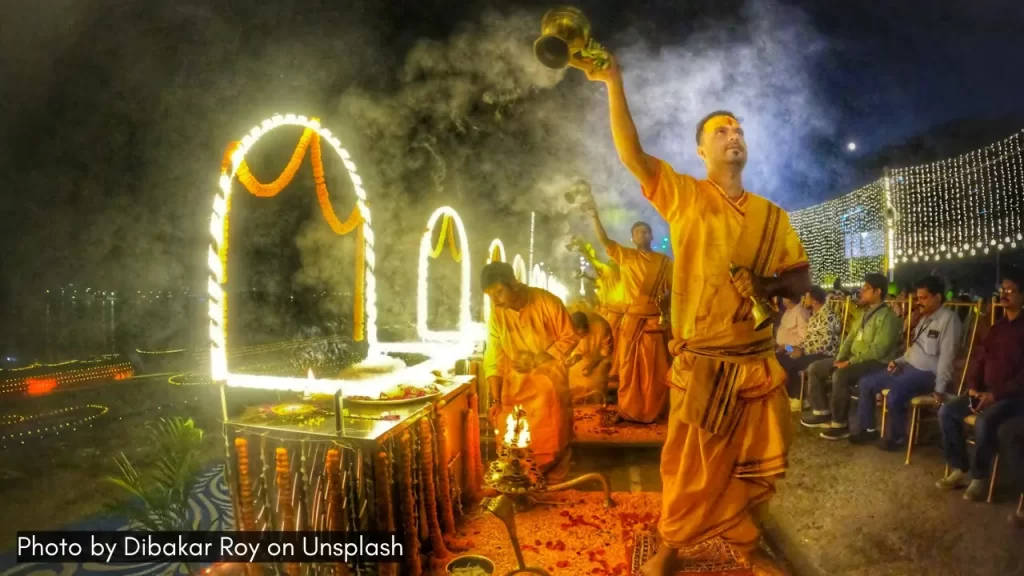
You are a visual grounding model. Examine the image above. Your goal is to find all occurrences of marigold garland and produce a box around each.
[324,449,350,576]
[429,215,462,263]
[399,432,422,576]
[465,394,484,498]
[374,451,397,576]
[275,447,299,576]
[235,128,315,198]
[417,418,450,561]
[218,124,366,341]
[434,410,457,535]
[234,438,255,531]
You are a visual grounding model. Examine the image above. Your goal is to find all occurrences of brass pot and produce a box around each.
[534,6,593,69]
[446,555,496,575]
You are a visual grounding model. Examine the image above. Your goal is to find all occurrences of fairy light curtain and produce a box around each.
[791,129,1024,283]
[890,130,1024,263]
[790,181,886,286]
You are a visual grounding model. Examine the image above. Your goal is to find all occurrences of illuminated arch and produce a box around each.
[512,254,528,283]
[482,239,507,322]
[418,206,472,342]
[207,115,376,382]
[530,264,547,288]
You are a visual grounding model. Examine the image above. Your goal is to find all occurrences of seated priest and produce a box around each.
[567,311,614,405]
[482,261,579,481]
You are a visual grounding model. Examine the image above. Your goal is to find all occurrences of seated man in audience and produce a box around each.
[997,415,1024,527]
[937,271,1024,501]
[852,276,962,450]
[567,310,614,405]
[777,287,841,411]
[803,273,903,439]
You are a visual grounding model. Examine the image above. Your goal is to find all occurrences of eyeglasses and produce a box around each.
[1000,287,1019,295]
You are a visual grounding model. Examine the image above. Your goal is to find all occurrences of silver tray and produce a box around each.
[342,390,443,406]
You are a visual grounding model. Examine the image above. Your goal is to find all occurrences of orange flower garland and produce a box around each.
[399,432,422,576]
[234,438,255,531]
[417,418,450,562]
[434,410,457,536]
[235,128,315,198]
[465,394,484,498]
[325,449,342,531]
[217,124,366,341]
[374,451,397,576]
[429,215,462,263]
[275,447,299,576]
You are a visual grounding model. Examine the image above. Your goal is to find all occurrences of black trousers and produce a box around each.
[776,352,830,398]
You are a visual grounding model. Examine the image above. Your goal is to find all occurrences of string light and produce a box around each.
[417,206,472,343]
[1,362,133,396]
[796,129,1024,278]
[790,180,886,286]
[512,254,528,283]
[0,405,108,444]
[209,115,389,392]
[482,239,507,323]
[890,130,1023,261]
[529,212,536,273]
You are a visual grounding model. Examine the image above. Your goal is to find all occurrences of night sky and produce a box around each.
[1,0,1023,344]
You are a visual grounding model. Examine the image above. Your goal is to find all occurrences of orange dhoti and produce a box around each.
[500,365,574,479]
[616,303,670,423]
[599,303,627,380]
[659,344,792,557]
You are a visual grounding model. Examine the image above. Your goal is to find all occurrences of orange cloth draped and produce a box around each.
[642,159,808,558]
[569,312,614,404]
[484,287,579,478]
[602,242,672,423]
[595,263,627,379]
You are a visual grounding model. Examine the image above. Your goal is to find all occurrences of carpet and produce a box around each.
[0,466,234,576]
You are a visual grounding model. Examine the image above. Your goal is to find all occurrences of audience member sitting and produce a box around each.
[997,415,1024,527]
[851,276,962,450]
[777,287,841,411]
[776,295,809,352]
[936,271,1024,501]
[802,273,903,440]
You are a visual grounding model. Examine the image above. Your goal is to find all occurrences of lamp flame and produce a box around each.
[501,405,531,448]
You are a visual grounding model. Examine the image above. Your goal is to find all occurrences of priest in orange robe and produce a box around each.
[574,54,811,576]
[482,261,579,480]
[567,310,615,404]
[586,203,672,424]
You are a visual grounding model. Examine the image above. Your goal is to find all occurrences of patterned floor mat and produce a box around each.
[1,466,234,576]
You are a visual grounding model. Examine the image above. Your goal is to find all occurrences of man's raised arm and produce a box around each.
[571,55,659,189]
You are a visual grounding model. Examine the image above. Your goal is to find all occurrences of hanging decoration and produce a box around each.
[417,207,473,342]
[209,115,377,384]
[234,438,256,531]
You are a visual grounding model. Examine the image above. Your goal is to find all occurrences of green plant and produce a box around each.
[105,417,208,532]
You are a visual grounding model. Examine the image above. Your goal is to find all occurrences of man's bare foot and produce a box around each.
[639,545,675,576]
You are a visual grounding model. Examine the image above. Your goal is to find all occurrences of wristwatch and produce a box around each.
[489,398,501,408]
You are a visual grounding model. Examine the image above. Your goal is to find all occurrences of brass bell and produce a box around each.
[534,6,607,70]
[729,265,776,331]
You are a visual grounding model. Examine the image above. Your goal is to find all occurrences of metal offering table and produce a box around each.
[218,369,486,576]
